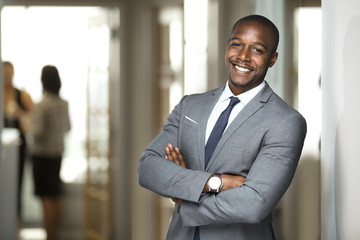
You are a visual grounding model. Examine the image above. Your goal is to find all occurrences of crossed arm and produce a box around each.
[138,94,307,226]
[164,143,246,205]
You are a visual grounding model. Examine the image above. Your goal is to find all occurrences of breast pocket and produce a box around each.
[178,116,200,161]
[179,116,199,143]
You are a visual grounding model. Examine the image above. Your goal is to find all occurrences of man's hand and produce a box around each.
[164,143,246,203]
[165,143,185,205]
[220,174,246,191]
[171,198,183,206]
[202,174,246,193]
[165,143,187,168]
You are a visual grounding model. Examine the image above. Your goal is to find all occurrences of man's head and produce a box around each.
[225,15,279,95]
[3,61,14,88]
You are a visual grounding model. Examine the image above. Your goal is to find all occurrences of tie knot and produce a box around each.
[229,96,240,107]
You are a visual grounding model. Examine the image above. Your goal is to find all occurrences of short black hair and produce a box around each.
[41,65,61,95]
[230,15,279,53]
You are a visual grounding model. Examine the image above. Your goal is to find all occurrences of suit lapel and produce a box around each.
[196,87,224,170]
[205,83,273,171]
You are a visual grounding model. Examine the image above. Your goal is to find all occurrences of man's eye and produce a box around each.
[252,48,263,54]
[231,42,240,47]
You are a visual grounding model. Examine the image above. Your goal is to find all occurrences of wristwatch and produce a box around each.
[208,173,223,193]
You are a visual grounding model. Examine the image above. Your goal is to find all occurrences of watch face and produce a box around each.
[209,176,221,189]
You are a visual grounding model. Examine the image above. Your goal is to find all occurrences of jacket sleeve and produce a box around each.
[137,95,211,203]
[179,113,307,226]
[31,104,45,138]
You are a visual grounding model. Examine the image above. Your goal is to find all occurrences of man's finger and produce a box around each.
[165,146,175,161]
[175,147,186,168]
[167,143,181,165]
[170,148,181,165]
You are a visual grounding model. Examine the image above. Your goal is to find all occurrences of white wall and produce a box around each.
[322,0,360,239]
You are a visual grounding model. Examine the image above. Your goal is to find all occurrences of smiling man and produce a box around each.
[138,15,307,240]
[226,15,279,95]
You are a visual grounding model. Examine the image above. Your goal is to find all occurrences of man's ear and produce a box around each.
[269,52,278,68]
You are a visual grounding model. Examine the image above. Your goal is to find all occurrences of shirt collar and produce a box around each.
[220,81,266,105]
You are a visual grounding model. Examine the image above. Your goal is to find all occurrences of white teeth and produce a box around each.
[235,66,251,72]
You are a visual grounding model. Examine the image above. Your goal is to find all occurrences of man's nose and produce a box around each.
[238,48,250,61]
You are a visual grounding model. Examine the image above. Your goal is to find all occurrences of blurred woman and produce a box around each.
[31,65,71,240]
[3,61,33,222]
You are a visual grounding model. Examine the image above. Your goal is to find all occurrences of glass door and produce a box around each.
[85,10,112,240]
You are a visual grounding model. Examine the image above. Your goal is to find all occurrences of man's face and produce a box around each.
[225,20,278,95]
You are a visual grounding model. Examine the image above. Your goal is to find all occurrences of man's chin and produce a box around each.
[228,78,264,93]
[229,79,254,88]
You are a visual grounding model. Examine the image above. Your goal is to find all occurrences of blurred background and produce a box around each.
[0,0,358,239]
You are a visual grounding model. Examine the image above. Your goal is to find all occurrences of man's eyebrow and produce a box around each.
[230,37,268,50]
[254,41,268,50]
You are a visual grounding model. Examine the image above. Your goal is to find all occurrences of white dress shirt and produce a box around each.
[205,81,265,144]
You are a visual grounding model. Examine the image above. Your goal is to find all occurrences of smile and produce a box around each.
[234,64,253,73]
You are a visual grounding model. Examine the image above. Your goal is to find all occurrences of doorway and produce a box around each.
[1,6,118,239]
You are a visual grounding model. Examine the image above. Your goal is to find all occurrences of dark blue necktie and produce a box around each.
[205,96,240,167]
[193,96,240,240]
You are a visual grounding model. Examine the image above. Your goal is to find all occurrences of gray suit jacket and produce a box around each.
[138,82,307,239]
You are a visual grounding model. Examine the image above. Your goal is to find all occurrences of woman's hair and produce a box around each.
[41,65,61,95]
[3,61,14,71]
